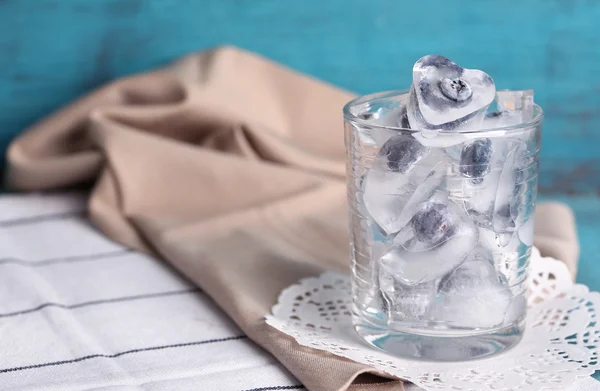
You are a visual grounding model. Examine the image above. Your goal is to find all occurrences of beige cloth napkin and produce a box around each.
[5,46,579,391]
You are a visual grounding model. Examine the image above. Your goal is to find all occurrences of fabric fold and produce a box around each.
[5,46,579,391]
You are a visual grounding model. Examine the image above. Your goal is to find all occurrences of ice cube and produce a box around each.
[492,145,522,239]
[380,197,478,285]
[511,155,537,231]
[362,239,390,315]
[492,231,524,283]
[412,128,469,148]
[479,223,524,272]
[407,55,496,131]
[400,107,411,129]
[353,104,411,147]
[461,138,521,231]
[461,166,500,227]
[429,251,513,329]
[353,124,380,147]
[478,226,502,249]
[482,110,522,129]
[493,206,516,247]
[363,168,415,235]
[378,133,429,173]
[412,202,452,245]
[362,135,444,234]
[497,90,534,121]
[379,266,437,323]
[354,111,395,147]
[390,162,448,233]
[371,239,389,260]
[360,107,408,128]
[459,138,493,181]
[444,143,463,162]
[482,90,535,129]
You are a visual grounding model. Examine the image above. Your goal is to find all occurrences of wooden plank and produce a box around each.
[0,0,599,195]
[539,159,600,195]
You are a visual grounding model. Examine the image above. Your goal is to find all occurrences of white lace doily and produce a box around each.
[266,247,600,391]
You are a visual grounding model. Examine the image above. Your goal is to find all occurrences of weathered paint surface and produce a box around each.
[1,0,600,183]
[0,2,598,301]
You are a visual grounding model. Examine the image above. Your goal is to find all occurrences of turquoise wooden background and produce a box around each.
[0,1,599,288]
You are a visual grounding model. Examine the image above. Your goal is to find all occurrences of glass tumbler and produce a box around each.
[344,90,542,361]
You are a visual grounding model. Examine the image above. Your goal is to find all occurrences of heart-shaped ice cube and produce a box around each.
[407,55,496,131]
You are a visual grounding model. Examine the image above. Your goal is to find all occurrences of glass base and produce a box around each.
[354,314,524,361]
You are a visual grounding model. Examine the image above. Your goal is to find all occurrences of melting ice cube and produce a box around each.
[511,147,538,232]
[362,135,446,234]
[379,266,437,323]
[482,111,521,129]
[497,90,534,121]
[366,106,411,129]
[407,55,496,131]
[459,138,493,181]
[482,90,535,129]
[461,138,522,238]
[492,145,524,242]
[429,250,514,329]
[378,133,429,173]
[379,196,478,285]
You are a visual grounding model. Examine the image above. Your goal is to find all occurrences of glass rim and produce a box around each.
[342,89,543,134]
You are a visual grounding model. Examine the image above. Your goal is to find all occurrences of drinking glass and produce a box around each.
[344,90,542,361]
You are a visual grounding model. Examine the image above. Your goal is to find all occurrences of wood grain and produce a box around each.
[1,0,600,192]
